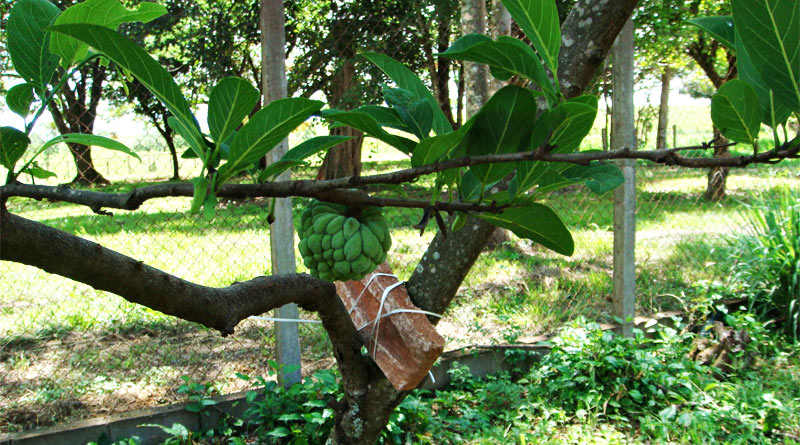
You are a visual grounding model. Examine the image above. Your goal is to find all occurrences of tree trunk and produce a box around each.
[319,57,364,180]
[165,134,180,181]
[48,62,110,186]
[436,5,455,128]
[461,0,489,117]
[656,67,672,150]
[705,127,730,201]
[67,143,109,186]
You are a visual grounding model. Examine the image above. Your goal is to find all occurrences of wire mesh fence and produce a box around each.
[2,1,798,438]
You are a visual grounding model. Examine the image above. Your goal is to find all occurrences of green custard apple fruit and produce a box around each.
[298,200,392,282]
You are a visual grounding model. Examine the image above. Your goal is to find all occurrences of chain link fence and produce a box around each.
[2,3,798,437]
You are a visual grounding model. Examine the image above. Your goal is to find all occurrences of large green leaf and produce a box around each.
[0,127,31,170]
[6,83,36,118]
[353,105,410,132]
[411,116,477,167]
[687,16,736,49]
[258,135,351,181]
[320,109,417,155]
[511,97,597,195]
[711,79,762,145]
[50,0,166,67]
[383,87,433,140]
[476,204,574,255]
[735,29,793,127]
[440,34,555,101]
[562,162,624,195]
[548,97,598,151]
[37,133,140,160]
[207,77,260,146]
[362,52,452,135]
[7,0,61,92]
[49,24,205,156]
[221,97,323,181]
[500,0,560,75]
[732,0,800,112]
[466,85,538,186]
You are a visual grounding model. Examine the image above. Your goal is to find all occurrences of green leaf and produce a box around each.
[548,97,598,151]
[258,135,351,181]
[49,24,205,156]
[0,127,32,170]
[6,83,36,118]
[203,192,217,222]
[190,177,208,214]
[208,77,260,146]
[50,0,166,67]
[7,0,61,92]
[440,34,555,101]
[168,116,207,159]
[321,109,417,155]
[500,0,560,74]
[23,165,57,179]
[732,0,800,112]
[221,97,323,181]
[476,204,574,255]
[687,16,736,49]
[735,29,792,127]
[411,117,476,167]
[38,133,140,160]
[562,162,624,195]
[510,97,597,196]
[711,79,762,145]
[353,105,410,132]
[466,85,538,186]
[383,87,433,140]
[362,52,452,135]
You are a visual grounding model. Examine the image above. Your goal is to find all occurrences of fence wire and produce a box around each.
[1,3,794,437]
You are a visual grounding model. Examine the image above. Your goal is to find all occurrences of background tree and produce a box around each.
[636,0,733,200]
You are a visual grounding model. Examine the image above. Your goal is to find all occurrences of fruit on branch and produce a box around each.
[297,199,392,282]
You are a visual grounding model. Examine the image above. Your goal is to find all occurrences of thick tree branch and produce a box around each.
[0,209,342,336]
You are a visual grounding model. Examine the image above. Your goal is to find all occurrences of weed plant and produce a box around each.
[731,187,800,342]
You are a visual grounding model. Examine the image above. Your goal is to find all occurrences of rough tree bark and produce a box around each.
[48,60,110,186]
[0,1,643,443]
[656,67,672,151]
[317,22,364,181]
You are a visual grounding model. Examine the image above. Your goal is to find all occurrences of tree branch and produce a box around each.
[0,182,506,215]
[4,136,797,213]
[0,208,348,337]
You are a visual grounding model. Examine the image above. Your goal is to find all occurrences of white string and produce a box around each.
[352,273,443,360]
[248,316,322,324]
[349,273,398,315]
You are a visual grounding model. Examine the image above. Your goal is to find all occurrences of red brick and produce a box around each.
[335,263,445,391]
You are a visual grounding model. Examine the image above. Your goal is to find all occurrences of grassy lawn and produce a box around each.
[1,120,799,433]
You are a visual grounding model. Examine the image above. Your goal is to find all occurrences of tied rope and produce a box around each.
[249,272,442,384]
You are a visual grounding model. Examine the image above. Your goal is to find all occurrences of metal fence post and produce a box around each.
[612,18,636,337]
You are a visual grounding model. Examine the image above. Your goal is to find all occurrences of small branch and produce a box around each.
[0,183,505,214]
[2,138,797,213]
